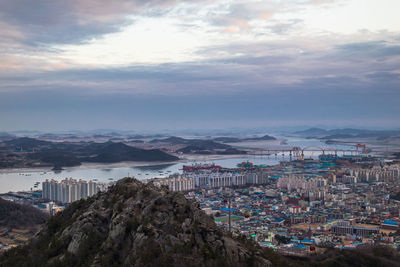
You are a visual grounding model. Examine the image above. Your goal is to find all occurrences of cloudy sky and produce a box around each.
[0,0,399,132]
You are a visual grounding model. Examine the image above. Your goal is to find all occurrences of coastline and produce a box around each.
[0,154,253,174]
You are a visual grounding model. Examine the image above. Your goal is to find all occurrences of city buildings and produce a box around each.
[42,178,106,203]
[4,153,400,255]
[150,177,195,191]
[350,166,400,182]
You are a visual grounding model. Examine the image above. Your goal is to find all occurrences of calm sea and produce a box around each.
[0,137,352,193]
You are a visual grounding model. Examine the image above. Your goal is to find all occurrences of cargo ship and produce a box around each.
[182,163,222,172]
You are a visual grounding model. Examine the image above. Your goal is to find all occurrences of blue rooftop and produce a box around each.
[301,239,314,244]
[383,220,398,226]
[220,208,238,212]
[343,246,356,250]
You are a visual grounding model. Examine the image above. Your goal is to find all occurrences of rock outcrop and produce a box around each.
[0,178,272,267]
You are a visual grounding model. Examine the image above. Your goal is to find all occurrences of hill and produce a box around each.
[319,134,355,139]
[244,135,276,141]
[0,178,273,266]
[0,139,180,169]
[213,137,241,143]
[0,198,48,229]
[150,137,229,148]
[84,142,179,163]
[0,132,14,141]
[175,140,246,154]
[150,136,247,155]
[149,136,188,144]
[294,128,328,136]
[298,245,400,266]
[4,137,52,151]
[213,136,277,143]
[27,149,81,168]
[177,145,246,155]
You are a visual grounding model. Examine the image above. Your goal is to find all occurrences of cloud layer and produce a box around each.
[0,0,399,130]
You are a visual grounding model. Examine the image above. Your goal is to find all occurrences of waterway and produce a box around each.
[0,137,352,193]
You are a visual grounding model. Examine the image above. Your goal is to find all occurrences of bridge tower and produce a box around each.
[356,144,367,155]
[292,147,303,160]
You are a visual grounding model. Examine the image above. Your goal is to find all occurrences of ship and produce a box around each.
[182,163,222,172]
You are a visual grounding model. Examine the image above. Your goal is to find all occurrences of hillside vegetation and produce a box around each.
[0,198,48,229]
[0,138,179,169]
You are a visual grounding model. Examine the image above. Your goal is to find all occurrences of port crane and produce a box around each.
[247,144,370,159]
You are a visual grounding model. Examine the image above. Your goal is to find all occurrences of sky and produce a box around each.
[0,0,399,132]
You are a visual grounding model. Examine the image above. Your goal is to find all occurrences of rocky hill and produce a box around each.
[0,178,273,266]
[2,180,397,267]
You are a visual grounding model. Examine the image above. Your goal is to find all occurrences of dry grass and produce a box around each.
[0,226,39,247]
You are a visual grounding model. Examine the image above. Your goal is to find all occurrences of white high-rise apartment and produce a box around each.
[42,178,105,203]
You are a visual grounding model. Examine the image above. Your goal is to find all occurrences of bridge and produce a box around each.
[246,144,372,159]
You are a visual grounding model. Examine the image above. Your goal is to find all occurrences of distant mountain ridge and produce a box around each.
[149,135,276,154]
[243,135,277,141]
[149,136,188,144]
[0,132,15,140]
[0,138,179,169]
[151,135,277,144]
[84,142,178,163]
[294,128,328,135]
[150,136,247,154]
[4,137,53,150]
[212,137,241,143]
[294,128,400,139]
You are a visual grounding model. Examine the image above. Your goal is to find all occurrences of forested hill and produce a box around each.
[0,198,48,229]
